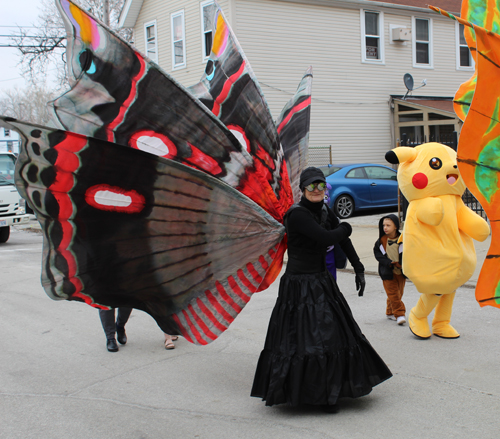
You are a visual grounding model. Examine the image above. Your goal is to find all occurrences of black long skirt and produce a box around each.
[251,271,392,406]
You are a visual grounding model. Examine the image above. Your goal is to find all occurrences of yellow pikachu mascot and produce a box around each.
[385,143,490,339]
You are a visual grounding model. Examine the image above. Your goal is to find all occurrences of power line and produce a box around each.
[0,35,64,38]
[0,45,65,48]
[0,25,64,29]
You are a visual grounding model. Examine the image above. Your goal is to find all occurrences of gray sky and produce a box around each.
[0,0,56,92]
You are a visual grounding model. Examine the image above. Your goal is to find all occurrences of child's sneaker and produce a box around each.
[386,315,397,321]
[397,316,406,325]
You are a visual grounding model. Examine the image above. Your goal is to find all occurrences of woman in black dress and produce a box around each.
[251,167,392,411]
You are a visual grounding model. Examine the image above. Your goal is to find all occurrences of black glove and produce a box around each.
[338,222,352,237]
[355,272,365,297]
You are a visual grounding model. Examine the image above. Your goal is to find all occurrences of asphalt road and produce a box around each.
[1,227,500,439]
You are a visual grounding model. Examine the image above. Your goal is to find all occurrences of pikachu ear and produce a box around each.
[385,147,417,164]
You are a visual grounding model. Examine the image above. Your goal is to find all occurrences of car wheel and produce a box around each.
[334,195,354,219]
[0,226,10,243]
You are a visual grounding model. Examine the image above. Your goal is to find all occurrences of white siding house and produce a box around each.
[119,0,471,165]
[0,127,20,154]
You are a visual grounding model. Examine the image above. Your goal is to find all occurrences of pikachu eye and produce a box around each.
[429,157,442,170]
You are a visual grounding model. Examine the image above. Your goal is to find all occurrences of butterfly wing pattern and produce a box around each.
[451,0,500,121]
[5,117,285,344]
[6,0,313,343]
[432,4,500,309]
[52,0,293,222]
[276,67,313,203]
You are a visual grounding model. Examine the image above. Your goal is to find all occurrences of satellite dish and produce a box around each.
[403,73,414,99]
[404,73,414,91]
[403,73,426,100]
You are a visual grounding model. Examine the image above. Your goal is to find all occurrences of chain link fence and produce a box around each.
[308,145,332,167]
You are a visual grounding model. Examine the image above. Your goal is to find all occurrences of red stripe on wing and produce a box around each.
[187,304,218,341]
[277,97,311,134]
[246,262,263,284]
[185,143,223,175]
[205,290,234,324]
[257,237,287,292]
[172,314,195,344]
[237,269,258,293]
[106,56,147,142]
[227,276,251,303]
[196,297,228,332]
[181,309,208,345]
[259,255,269,271]
[212,61,246,117]
[50,133,97,305]
[215,281,242,313]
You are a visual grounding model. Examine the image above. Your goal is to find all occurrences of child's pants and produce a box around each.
[383,274,406,318]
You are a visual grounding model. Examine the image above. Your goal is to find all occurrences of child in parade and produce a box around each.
[373,214,406,325]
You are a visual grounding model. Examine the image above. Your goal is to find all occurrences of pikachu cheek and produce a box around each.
[412,173,428,189]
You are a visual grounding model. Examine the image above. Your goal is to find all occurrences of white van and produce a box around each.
[0,153,31,243]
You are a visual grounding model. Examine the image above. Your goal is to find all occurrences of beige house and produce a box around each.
[119,0,472,165]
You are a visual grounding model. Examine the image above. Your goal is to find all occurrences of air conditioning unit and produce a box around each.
[392,27,411,41]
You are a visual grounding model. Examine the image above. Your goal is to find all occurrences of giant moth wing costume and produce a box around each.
[432,2,500,309]
[4,0,313,344]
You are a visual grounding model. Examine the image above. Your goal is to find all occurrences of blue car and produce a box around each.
[320,163,398,218]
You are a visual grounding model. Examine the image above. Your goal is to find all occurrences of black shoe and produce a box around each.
[107,338,119,352]
[321,404,340,414]
[116,325,127,345]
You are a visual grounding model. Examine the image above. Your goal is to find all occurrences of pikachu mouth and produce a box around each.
[447,174,459,185]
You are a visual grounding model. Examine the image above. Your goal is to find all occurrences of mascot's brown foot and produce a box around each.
[409,294,441,339]
[432,293,460,339]
[409,309,431,339]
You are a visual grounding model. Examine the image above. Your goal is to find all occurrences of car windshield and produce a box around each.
[321,166,341,177]
[0,155,16,186]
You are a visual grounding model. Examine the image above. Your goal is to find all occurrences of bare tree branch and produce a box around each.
[0,85,57,125]
[8,0,132,91]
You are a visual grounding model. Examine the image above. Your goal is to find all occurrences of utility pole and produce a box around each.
[103,0,110,26]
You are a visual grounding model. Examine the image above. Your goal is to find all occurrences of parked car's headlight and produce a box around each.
[18,198,26,215]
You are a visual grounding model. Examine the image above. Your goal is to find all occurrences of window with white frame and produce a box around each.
[201,1,216,60]
[171,11,186,69]
[4,129,10,137]
[144,21,158,63]
[413,17,433,67]
[361,10,384,63]
[457,23,473,69]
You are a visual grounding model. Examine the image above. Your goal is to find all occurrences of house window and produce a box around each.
[4,129,10,137]
[144,21,158,63]
[413,17,433,67]
[457,23,473,69]
[171,11,186,69]
[201,1,216,59]
[361,10,384,63]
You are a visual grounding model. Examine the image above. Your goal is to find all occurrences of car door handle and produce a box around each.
[371,183,377,186]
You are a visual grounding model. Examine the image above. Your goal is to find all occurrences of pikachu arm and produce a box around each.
[415,197,444,226]
[456,199,490,242]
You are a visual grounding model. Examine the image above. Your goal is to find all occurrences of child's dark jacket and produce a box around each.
[373,214,403,280]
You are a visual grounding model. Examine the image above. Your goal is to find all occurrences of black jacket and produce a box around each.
[373,214,403,280]
[285,197,364,274]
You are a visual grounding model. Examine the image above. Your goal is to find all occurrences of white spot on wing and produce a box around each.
[220,151,253,187]
[94,191,132,207]
[230,129,248,150]
[137,135,170,156]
